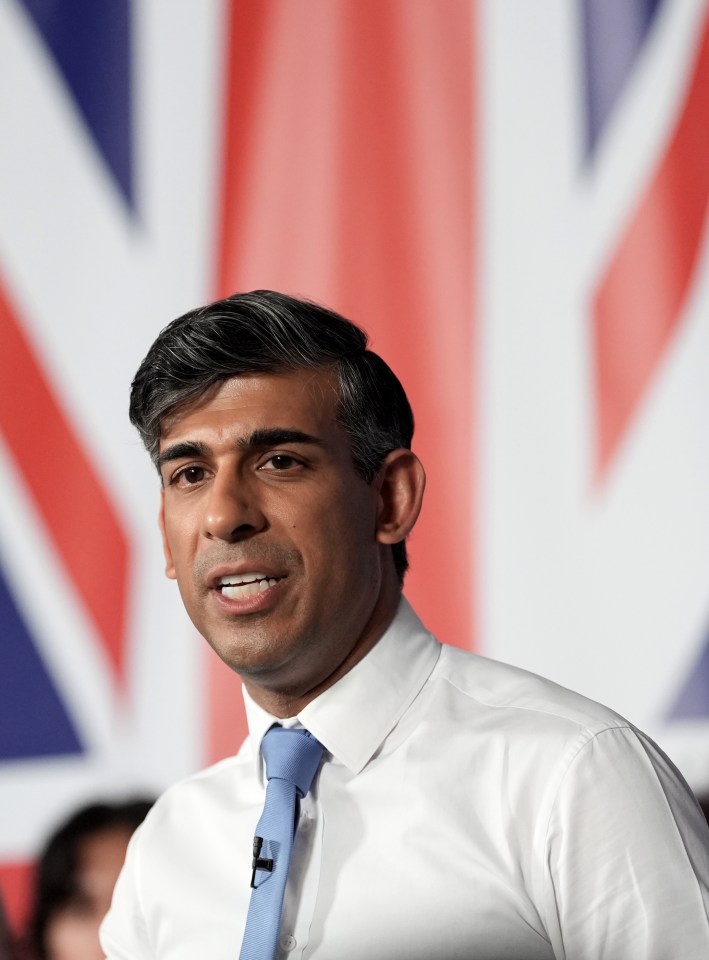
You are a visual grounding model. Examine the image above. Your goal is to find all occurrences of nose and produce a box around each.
[203,471,266,542]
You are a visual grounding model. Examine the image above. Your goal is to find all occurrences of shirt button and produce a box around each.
[299,813,312,830]
[280,934,297,951]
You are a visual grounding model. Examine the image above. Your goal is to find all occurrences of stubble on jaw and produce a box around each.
[241,559,397,718]
[192,546,396,717]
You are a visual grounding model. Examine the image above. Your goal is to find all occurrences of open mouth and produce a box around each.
[218,572,282,600]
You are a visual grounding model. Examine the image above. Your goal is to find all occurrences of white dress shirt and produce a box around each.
[101,599,709,959]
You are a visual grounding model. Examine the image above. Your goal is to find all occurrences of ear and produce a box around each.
[374,449,426,546]
[158,492,177,580]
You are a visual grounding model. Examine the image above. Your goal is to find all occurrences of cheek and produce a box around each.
[303,493,379,569]
[45,913,103,960]
[163,513,197,572]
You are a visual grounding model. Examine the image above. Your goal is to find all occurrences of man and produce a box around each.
[102,290,709,959]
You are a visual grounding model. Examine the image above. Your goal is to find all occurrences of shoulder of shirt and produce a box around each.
[133,740,257,838]
[432,640,632,740]
[136,632,637,833]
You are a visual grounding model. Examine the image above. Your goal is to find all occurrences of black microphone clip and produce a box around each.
[250,836,274,887]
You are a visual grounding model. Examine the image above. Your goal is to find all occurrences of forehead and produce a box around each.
[159,369,341,444]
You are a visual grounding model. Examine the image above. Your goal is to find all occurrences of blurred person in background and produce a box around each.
[0,891,17,960]
[23,799,152,960]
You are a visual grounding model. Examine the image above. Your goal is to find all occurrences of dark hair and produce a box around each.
[129,290,415,580]
[0,890,15,960]
[28,799,153,960]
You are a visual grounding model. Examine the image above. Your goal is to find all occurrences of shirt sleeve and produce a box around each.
[100,823,154,960]
[541,725,709,960]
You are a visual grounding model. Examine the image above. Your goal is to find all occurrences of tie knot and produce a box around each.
[261,726,323,798]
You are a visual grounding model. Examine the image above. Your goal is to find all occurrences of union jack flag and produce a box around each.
[1,0,708,933]
[478,0,709,782]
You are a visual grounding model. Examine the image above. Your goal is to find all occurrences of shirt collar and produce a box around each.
[242,597,440,781]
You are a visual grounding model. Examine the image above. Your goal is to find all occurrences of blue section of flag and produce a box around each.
[668,633,709,719]
[0,562,83,761]
[17,0,134,206]
[581,0,664,156]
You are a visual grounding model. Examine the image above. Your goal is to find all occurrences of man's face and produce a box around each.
[45,827,133,960]
[158,369,399,706]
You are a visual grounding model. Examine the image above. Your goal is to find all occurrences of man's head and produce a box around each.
[130,290,414,580]
[130,291,425,714]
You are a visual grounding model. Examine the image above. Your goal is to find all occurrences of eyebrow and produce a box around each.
[236,428,324,451]
[157,429,325,471]
[157,441,210,471]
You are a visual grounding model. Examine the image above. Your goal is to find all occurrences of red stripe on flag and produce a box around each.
[0,860,33,937]
[208,0,477,761]
[0,279,129,681]
[594,10,709,478]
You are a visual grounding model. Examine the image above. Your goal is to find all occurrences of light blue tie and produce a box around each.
[239,726,323,960]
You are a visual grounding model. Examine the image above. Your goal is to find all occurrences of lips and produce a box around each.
[218,572,281,601]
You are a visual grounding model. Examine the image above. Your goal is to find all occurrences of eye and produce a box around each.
[260,454,302,472]
[170,465,208,486]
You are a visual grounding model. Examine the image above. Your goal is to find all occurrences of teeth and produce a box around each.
[219,575,279,601]
[219,572,271,586]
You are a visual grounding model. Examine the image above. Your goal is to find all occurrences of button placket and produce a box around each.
[277,792,322,958]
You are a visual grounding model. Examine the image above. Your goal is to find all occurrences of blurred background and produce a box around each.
[2,0,709,940]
